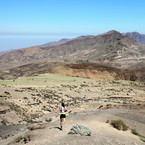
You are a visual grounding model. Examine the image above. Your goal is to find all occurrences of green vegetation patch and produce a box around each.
[15,136,23,143]
[131,129,140,136]
[0,73,94,87]
[140,136,145,142]
[131,129,145,142]
[111,120,128,131]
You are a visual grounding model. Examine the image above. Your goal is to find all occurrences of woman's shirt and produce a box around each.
[60,106,66,114]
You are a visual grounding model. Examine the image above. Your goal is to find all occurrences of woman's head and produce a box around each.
[61,102,65,107]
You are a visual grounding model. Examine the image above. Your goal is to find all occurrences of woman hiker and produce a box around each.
[55,102,67,130]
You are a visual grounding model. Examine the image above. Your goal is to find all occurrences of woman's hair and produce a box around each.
[61,102,65,107]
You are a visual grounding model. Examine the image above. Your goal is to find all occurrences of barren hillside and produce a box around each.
[1,61,145,82]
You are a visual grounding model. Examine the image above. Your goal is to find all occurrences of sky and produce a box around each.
[0,0,145,52]
[0,0,145,34]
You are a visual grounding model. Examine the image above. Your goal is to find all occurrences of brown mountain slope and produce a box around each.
[1,61,145,82]
[40,38,70,47]
[0,30,145,70]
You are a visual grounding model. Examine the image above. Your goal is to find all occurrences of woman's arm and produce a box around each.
[55,107,60,113]
[65,106,67,112]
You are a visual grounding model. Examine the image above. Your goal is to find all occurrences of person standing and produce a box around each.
[55,102,67,130]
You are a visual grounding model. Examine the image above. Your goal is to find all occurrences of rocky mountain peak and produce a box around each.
[123,32,145,45]
[104,30,122,36]
[99,30,123,42]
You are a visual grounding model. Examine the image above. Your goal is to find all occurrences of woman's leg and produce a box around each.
[63,118,66,124]
[60,118,63,127]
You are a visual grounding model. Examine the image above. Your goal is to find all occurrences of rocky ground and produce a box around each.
[1,109,145,145]
[0,73,145,144]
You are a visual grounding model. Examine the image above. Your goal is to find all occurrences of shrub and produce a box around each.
[15,136,23,143]
[68,124,92,136]
[131,129,140,136]
[111,120,128,131]
[45,118,52,122]
[140,136,145,142]
[131,129,145,143]
[28,125,45,131]
[27,119,39,123]
[98,105,103,109]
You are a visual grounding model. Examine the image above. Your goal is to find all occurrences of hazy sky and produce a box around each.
[0,0,145,34]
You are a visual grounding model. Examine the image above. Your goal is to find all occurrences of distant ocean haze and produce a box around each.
[0,33,80,52]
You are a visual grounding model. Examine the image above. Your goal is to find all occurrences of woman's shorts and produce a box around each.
[60,114,66,119]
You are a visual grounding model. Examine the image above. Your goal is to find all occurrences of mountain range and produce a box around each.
[0,30,145,71]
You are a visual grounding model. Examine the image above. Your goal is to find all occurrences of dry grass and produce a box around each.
[28,125,45,131]
[111,120,128,131]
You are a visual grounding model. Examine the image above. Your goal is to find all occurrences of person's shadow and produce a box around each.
[54,127,62,130]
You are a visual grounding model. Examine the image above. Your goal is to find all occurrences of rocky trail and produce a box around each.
[1,109,145,145]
